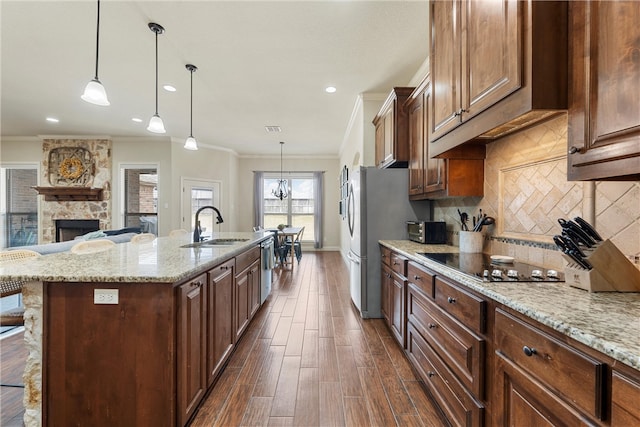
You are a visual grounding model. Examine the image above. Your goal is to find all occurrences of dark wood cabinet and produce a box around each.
[406,76,485,200]
[235,247,260,341]
[567,0,640,181]
[207,258,235,385]
[429,0,568,157]
[373,87,414,168]
[611,370,640,426]
[177,274,207,427]
[379,245,407,348]
[494,308,606,425]
[380,263,392,323]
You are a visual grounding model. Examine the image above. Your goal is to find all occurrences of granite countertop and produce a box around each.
[380,240,640,372]
[0,231,272,284]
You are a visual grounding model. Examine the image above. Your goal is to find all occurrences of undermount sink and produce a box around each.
[180,238,249,248]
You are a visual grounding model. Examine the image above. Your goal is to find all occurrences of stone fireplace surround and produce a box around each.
[40,139,112,244]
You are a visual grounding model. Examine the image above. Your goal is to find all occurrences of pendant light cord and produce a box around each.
[94,0,101,80]
[189,68,193,137]
[154,29,159,115]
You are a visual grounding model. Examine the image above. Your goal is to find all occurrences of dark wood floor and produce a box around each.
[0,251,446,427]
[191,251,446,426]
[0,329,27,427]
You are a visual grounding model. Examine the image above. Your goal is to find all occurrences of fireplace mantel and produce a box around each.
[33,186,104,201]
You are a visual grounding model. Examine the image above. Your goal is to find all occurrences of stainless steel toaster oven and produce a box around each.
[407,221,447,244]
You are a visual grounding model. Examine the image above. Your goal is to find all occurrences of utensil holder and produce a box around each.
[459,231,483,253]
[563,239,640,292]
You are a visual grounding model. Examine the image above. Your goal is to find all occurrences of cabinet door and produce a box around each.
[380,263,392,323]
[568,1,640,180]
[390,271,406,348]
[177,274,207,427]
[375,118,386,168]
[208,260,235,385]
[612,370,640,426]
[248,260,261,318]
[430,0,462,141]
[423,84,447,195]
[407,92,425,196]
[235,267,250,341]
[463,0,521,118]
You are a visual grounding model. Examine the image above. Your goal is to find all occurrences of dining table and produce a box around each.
[272,226,303,269]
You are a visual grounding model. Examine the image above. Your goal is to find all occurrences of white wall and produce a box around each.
[237,156,341,249]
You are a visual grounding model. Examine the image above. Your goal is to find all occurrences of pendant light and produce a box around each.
[81,0,110,106]
[272,141,288,200]
[147,22,166,133]
[184,64,198,150]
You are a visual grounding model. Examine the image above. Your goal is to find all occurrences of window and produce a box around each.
[122,167,158,235]
[1,166,38,248]
[256,172,323,247]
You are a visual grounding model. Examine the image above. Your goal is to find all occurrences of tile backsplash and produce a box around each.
[433,114,640,270]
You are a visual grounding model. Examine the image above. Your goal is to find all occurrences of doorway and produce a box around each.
[181,178,222,239]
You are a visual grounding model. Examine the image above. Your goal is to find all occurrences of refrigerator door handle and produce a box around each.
[347,183,355,238]
[347,251,360,264]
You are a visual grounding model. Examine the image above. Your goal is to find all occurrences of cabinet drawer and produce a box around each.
[380,245,392,267]
[408,282,484,398]
[434,277,486,334]
[236,246,260,272]
[407,261,435,298]
[406,323,484,427]
[390,252,407,276]
[611,370,640,426]
[495,308,605,419]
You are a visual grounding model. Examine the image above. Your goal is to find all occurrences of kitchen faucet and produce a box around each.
[193,206,224,242]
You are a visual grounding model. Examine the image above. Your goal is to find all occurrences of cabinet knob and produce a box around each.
[428,323,437,329]
[447,296,456,304]
[568,146,580,154]
[523,346,537,357]
[427,371,436,378]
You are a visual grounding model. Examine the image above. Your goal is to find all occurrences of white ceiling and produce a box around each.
[1,1,429,156]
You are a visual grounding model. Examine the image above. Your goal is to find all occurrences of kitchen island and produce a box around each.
[380,240,640,426]
[0,231,272,427]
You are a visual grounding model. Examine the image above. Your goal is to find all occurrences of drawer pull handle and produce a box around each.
[428,323,437,329]
[414,275,421,281]
[447,297,456,304]
[427,371,436,378]
[393,261,398,265]
[523,346,537,357]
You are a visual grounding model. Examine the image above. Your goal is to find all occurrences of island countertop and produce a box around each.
[0,231,272,284]
[380,240,640,372]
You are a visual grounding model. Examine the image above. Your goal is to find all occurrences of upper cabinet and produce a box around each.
[373,87,414,168]
[406,75,485,200]
[428,0,568,157]
[567,1,640,181]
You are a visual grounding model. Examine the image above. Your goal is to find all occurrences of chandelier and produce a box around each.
[272,141,288,200]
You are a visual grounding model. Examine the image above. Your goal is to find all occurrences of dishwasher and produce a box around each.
[260,236,274,304]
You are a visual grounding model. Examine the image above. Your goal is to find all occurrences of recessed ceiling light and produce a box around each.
[163,84,176,92]
[265,125,282,133]
[46,117,59,123]
[325,86,337,93]
[132,117,143,123]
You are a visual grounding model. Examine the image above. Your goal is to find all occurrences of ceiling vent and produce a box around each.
[265,126,282,133]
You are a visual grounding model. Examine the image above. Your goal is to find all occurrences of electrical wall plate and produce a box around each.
[94,289,118,304]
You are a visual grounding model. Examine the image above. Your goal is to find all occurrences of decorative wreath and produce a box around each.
[59,157,84,180]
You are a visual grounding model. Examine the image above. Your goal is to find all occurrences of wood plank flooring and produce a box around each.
[191,251,446,426]
[0,251,446,427]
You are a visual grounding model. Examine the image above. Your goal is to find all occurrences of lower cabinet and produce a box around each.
[177,274,207,427]
[611,370,640,426]
[235,246,261,341]
[207,258,235,385]
[382,249,408,348]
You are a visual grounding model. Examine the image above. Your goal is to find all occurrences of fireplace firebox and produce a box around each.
[55,219,100,242]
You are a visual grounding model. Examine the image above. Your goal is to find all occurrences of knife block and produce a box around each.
[563,239,640,292]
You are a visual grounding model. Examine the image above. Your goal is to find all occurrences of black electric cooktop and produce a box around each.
[418,252,564,282]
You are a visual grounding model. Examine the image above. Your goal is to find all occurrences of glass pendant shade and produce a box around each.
[147,114,166,133]
[184,136,198,150]
[81,78,110,106]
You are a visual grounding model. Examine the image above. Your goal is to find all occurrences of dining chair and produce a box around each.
[169,229,188,237]
[284,226,305,264]
[0,249,41,327]
[71,239,116,254]
[130,233,156,244]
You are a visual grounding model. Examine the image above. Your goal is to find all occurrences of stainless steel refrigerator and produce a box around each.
[346,166,431,318]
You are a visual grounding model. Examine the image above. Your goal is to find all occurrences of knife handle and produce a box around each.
[574,216,603,242]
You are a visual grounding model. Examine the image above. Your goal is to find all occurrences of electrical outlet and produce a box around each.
[94,289,119,305]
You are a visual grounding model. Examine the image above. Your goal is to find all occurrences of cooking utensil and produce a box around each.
[573,216,603,242]
[558,232,587,257]
[473,215,494,232]
[561,228,592,251]
[457,209,469,231]
[553,235,592,269]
